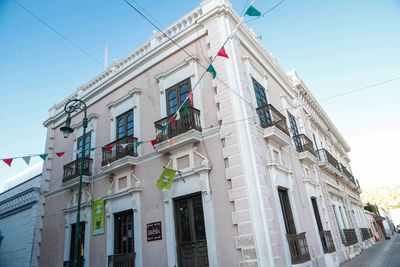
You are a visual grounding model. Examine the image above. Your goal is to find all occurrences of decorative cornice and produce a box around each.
[0,187,40,218]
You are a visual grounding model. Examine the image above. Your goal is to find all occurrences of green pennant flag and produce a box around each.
[244,5,263,17]
[182,102,188,114]
[161,124,167,131]
[135,141,143,148]
[156,167,177,190]
[39,154,48,161]
[206,64,217,79]
[90,147,96,152]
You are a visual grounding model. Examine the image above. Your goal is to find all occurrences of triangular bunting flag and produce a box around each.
[120,144,128,149]
[151,139,157,149]
[135,141,143,148]
[188,92,193,104]
[170,116,175,126]
[175,111,181,121]
[3,158,13,167]
[217,47,229,59]
[56,152,65,157]
[22,156,31,165]
[206,64,217,79]
[39,154,48,161]
[182,102,188,115]
[106,145,114,152]
[244,5,263,17]
[156,167,177,190]
[161,124,167,131]
[90,147,96,152]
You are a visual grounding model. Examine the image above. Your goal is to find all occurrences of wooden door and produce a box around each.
[175,194,208,267]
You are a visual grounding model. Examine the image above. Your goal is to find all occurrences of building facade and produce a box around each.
[0,162,42,267]
[32,0,372,266]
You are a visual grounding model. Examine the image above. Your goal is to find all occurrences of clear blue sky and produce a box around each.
[0,0,399,191]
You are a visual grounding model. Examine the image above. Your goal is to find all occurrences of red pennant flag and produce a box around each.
[188,92,193,104]
[3,158,13,167]
[56,152,65,157]
[217,47,229,59]
[170,116,175,126]
[151,139,157,149]
[106,145,114,152]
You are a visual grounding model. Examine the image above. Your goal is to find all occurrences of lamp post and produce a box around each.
[60,99,87,267]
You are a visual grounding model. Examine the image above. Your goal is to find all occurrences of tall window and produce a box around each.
[311,198,323,232]
[69,222,85,262]
[252,78,268,108]
[166,78,191,116]
[278,188,296,235]
[287,112,299,137]
[114,210,134,255]
[116,110,133,139]
[77,132,91,158]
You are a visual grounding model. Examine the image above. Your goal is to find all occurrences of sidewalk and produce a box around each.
[341,234,400,267]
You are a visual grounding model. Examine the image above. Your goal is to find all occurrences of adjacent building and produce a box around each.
[31,0,373,266]
[0,162,42,267]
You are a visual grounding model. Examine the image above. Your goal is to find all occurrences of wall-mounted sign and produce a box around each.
[147,221,162,241]
[93,199,104,235]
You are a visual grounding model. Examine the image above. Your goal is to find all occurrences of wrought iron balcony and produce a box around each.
[101,135,138,166]
[63,158,92,183]
[316,149,341,172]
[256,104,290,136]
[108,253,135,267]
[319,230,336,254]
[338,163,356,183]
[286,233,311,264]
[360,228,372,241]
[64,259,84,267]
[293,134,317,157]
[343,229,358,246]
[154,106,201,143]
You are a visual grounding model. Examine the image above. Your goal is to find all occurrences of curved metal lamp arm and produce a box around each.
[63,99,87,118]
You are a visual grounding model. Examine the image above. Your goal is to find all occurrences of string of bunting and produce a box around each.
[1,2,266,190]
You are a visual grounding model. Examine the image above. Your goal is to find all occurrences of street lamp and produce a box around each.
[60,99,88,267]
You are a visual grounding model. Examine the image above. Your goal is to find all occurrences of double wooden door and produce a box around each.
[175,194,209,267]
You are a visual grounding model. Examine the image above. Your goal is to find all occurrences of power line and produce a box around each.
[123,0,257,112]
[11,0,103,66]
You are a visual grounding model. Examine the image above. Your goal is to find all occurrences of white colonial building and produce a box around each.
[0,162,42,267]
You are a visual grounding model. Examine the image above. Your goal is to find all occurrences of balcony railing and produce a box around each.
[287,233,311,264]
[108,253,135,267]
[64,259,84,267]
[256,104,290,136]
[63,158,92,183]
[360,228,371,241]
[293,134,316,157]
[154,106,201,143]
[102,135,138,166]
[338,163,355,183]
[343,229,358,246]
[316,149,341,172]
[319,230,336,254]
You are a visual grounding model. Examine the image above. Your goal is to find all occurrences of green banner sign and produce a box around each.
[93,199,104,235]
[156,168,177,190]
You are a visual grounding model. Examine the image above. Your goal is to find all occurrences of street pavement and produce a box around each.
[341,234,400,267]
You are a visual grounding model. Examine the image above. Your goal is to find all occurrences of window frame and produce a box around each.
[116,109,134,140]
[252,78,268,108]
[77,132,91,159]
[165,78,192,116]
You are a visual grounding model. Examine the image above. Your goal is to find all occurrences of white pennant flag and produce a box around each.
[22,156,31,165]
[175,111,180,121]
[120,144,128,149]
